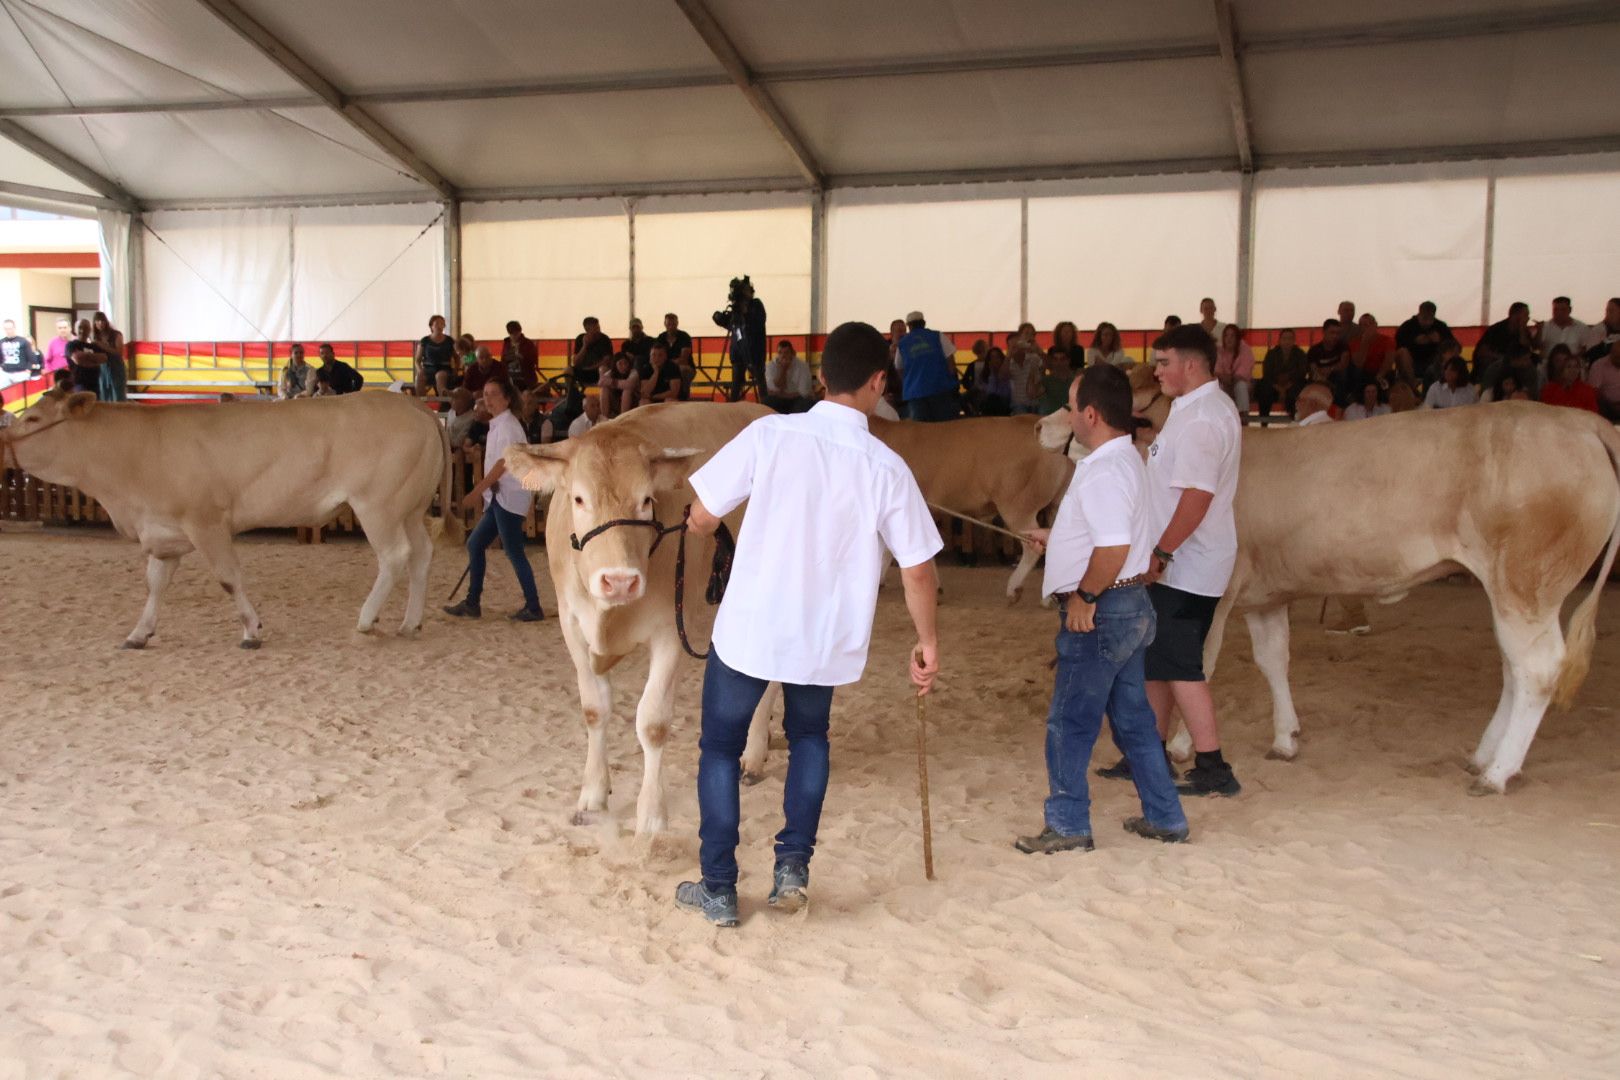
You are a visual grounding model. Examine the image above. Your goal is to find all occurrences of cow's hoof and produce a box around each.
[1264,746,1297,761]
[571,810,595,826]
[1467,778,1505,797]
[120,639,146,651]
[355,624,375,636]
[1463,759,1484,776]
[239,639,262,650]
[1006,587,1023,606]
[741,769,766,787]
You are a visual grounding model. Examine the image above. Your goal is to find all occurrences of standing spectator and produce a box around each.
[414,315,457,397]
[0,318,39,388]
[1196,297,1224,343]
[42,317,72,374]
[279,343,316,400]
[461,345,507,395]
[975,347,1012,416]
[503,319,541,392]
[658,313,694,368]
[1007,342,1043,416]
[1533,296,1587,359]
[622,317,654,372]
[66,320,109,395]
[1582,298,1620,366]
[91,311,127,402]
[1394,301,1453,386]
[1038,348,1074,415]
[1051,321,1086,371]
[1254,327,1307,419]
[764,340,815,413]
[1342,382,1391,422]
[1294,383,1336,427]
[1348,313,1395,380]
[1587,338,1620,421]
[1214,323,1255,419]
[641,343,687,407]
[1473,302,1533,383]
[713,280,768,402]
[895,310,960,421]
[1422,357,1479,409]
[314,343,365,394]
[1540,345,1599,413]
[1013,322,1038,349]
[444,378,544,623]
[1086,322,1131,369]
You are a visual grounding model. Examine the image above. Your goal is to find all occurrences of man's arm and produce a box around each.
[462,458,505,510]
[687,497,721,536]
[1149,488,1214,579]
[899,560,940,695]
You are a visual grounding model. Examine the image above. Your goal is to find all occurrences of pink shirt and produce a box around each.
[44,336,70,371]
[1588,359,1620,406]
[1215,341,1255,383]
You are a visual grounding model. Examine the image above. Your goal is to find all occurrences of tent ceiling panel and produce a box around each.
[771,59,1236,176]
[1246,27,1620,156]
[14,110,427,201]
[712,0,1215,67]
[0,0,305,109]
[225,0,725,95]
[0,136,98,196]
[369,88,802,190]
[1235,0,1611,39]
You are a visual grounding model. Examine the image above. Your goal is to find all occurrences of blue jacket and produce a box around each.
[897,328,956,402]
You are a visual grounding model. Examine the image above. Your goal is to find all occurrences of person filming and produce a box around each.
[712,275,768,402]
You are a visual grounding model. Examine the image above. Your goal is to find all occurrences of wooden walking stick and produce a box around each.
[914,649,935,881]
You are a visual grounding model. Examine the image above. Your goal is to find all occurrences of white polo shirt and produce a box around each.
[690,401,942,686]
[1042,434,1152,599]
[1146,379,1241,597]
[485,410,534,516]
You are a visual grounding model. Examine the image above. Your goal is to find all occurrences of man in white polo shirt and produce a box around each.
[1017,365,1188,854]
[675,321,943,927]
[1126,324,1244,798]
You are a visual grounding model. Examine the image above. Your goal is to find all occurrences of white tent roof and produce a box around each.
[2,0,1618,212]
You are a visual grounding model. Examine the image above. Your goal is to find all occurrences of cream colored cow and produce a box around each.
[3,390,457,647]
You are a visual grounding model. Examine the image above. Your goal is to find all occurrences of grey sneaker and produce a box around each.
[768,861,809,913]
[675,880,738,927]
[1123,817,1190,844]
[442,599,481,619]
[1014,827,1095,855]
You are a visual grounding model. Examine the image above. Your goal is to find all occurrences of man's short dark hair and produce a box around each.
[1419,301,1437,314]
[1553,296,1571,306]
[505,320,521,334]
[821,321,889,395]
[1509,301,1529,316]
[1322,318,1340,330]
[1075,363,1133,432]
[1151,324,1216,369]
[1163,315,1182,329]
[650,341,668,356]
[582,316,599,328]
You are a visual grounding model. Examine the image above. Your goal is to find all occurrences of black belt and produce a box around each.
[1052,573,1150,604]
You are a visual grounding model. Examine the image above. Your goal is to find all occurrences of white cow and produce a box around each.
[504,402,770,834]
[3,390,458,647]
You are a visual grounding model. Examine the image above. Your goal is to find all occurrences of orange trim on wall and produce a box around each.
[0,252,100,269]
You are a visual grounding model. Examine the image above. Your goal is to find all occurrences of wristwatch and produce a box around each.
[1077,588,1100,604]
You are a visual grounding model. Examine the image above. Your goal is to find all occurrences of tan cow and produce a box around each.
[504,401,770,834]
[3,390,458,647]
[871,414,1073,602]
[1041,400,1620,793]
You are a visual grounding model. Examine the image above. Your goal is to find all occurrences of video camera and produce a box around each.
[713,275,754,327]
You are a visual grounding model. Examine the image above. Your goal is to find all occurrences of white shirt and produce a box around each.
[766,356,813,398]
[1539,318,1587,355]
[484,410,534,516]
[1296,410,1334,427]
[1422,382,1478,409]
[1146,379,1242,597]
[691,401,942,686]
[1086,347,1134,369]
[567,413,595,439]
[1341,403,1390,422]
[1042,435,1152,598]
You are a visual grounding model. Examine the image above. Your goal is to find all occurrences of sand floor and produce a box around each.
[1,529,1617,1079]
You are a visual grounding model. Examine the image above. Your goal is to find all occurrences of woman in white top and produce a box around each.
[1007,342,1044,415]
[444,379,544,621]
[1342,381,1391,421]
[1085,322,1132,369]
[1422,358,1479,409]
[1215,324,1255,419]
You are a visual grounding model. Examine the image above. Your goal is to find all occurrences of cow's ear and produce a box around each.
[504,442,574,493]
[65,391,97,417]
[649,447,702,491]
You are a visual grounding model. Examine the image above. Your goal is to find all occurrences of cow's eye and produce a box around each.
[573,496,584,506]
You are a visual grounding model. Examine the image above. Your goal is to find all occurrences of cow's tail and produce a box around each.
[431,416,464,548]
[1553,421,1620,708]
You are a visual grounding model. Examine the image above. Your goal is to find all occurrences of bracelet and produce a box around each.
[1153,545,1175,563]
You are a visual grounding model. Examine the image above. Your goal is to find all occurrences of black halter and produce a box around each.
[569,515,683,554]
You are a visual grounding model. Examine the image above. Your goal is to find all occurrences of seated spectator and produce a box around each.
[1473,302,1533,383]
[1481,342,1542,402]
[446,387,484,447]
[641,342,687,407]
[763,340,815,413]
[1540,345,1599,413]
[622,317,654,370]
[1422,357,1478,409]
[1306,319,1363,407]
[461,345,508,395]
[1255,327,1308,418]
[1037,348,1073,415]
[1336,300,1361,349]
[1493,373,1531,402]
[1163,315,1182,331]
[1051,321,1086,371]
[1085,322,1131,369]
[1348,313,1395,379]
[569,390,603,439]
[1342,382,1391,422]
[1588,338,1620,421]
[279,343,316,400]
[1533,296,1586,358]
[658,313,694,368]
[414,315,457,397]
[1294,383,1335,427]
[1215,323,1255,419]
[1386,380,1419,412]
[1394,301,1453,386]
[1582,297,1620,366]
[1007,342,1043,416]
[503,320,541,392]
[959,342,990,415]
[599,352,638,417]
[676,349,696,401]
[314,343,365,395]
[976,346,1012,415]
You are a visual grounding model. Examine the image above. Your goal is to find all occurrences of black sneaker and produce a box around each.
[1123,817,1190,844]
[675,880,739,927]
[1096,751,1180,782]
[1014,827,1095,855]
[508,606,545,622]
[1176,763,1242,797]
[442,599,481,619]
[768,861,809,913]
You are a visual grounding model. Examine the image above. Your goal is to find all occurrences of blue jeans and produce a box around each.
[466,501,540,612]
[1045,585,1186,836]
[697,649,836,892]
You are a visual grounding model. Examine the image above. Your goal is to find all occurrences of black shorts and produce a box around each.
[1143,584,1221,682]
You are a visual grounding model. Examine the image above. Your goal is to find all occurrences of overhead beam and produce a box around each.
[189,0,455,198]
[1212,1,1254,173]
[1241,2,1620,54]
[0,120,138,211]
[672,0,824,190]
[0,178,125,211]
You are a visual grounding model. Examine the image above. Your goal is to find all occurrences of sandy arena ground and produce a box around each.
[1,528,1617,1079]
